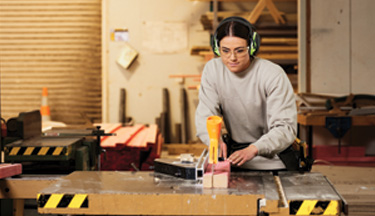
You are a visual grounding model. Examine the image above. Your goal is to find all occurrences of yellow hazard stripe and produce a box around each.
[296,200,318,215]
[38,147,50,155]
[38,194,88,209]
[66,145,72,155]
[292,200,339,215]
[44,194,64,208]
[9,147,20,155]
[52,147,63,155]
[68,194,88,208]
[24,147,35,155]
[324,200,339,215]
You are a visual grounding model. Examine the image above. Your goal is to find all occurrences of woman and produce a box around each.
[195,16,297,170]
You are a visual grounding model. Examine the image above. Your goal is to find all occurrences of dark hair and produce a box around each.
[216,20,251,46]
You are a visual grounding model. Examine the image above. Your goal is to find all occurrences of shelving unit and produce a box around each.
[191,0,298,90]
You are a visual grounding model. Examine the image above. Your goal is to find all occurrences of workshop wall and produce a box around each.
[102,0,210,143]
[310,0,375,95]
[0,0,102,125]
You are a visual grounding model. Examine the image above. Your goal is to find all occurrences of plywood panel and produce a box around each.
[310,0,350,94]
[351,0,375,94]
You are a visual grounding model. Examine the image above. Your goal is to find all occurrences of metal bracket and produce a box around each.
[325,117,352,139]
[325,117,352,154]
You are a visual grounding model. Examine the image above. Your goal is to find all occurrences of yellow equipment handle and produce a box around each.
[206,116,222,164]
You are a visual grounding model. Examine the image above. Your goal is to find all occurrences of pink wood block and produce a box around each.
[203,161,231,188]
[213,172,229,188]
[0,163,22,179]
[205,160,231,173]
[203,173,213,188]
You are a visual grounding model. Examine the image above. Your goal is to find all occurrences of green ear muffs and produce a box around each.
[211,16,260,57]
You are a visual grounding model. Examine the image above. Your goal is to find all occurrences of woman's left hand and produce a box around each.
[228,145,258,166]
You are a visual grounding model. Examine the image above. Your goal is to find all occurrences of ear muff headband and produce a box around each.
[211,16,260,57]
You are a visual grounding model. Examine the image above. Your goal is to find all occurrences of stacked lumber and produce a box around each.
[98,124,163,171]
[312,165,375,216]
[197,11,297,65]
[0,163,22,179]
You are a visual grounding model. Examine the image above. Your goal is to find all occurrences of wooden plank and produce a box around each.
[247,0,266,24]
[100,124,145,148]
[259,46,297,52]
[265,0,286,24]
[204,12,297,26]
[257,53,297,60]
[261,37,297,45]
[127,127,149,148]
[145,124,158,145]
[156,133,163,157]
[0,164,22,179]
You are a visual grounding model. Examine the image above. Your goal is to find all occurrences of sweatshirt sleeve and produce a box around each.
[195,62,222,146]
[252,68,297,157]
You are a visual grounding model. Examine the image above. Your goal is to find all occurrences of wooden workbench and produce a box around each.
[34,171,345,216]
[297,113,375,159]
[298,113,375,126]
[3,165,374,215]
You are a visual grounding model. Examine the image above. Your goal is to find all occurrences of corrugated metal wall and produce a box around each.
[0,0,102,124]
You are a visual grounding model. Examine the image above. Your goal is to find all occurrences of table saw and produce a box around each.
[35,171,347,216]
[2,110,114,174]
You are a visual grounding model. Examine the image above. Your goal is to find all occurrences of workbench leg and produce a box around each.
[299,124,314,160]
[1,199,13,216]
[13,199,24,216]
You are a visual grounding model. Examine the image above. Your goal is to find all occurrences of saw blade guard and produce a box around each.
[206,116,222,164]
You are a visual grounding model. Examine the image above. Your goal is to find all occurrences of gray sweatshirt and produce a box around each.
[195,57,297,169]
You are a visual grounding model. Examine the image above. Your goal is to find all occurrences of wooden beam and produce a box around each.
[265,0,286,24]
[259,45,297,52]
[261,37,298,45]
[247,0,267,24]
[247,0,286,24]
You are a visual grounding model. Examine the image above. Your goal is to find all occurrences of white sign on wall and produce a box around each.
[142,21,188,54]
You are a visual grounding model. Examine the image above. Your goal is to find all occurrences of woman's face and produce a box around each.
[219,36,251,73]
